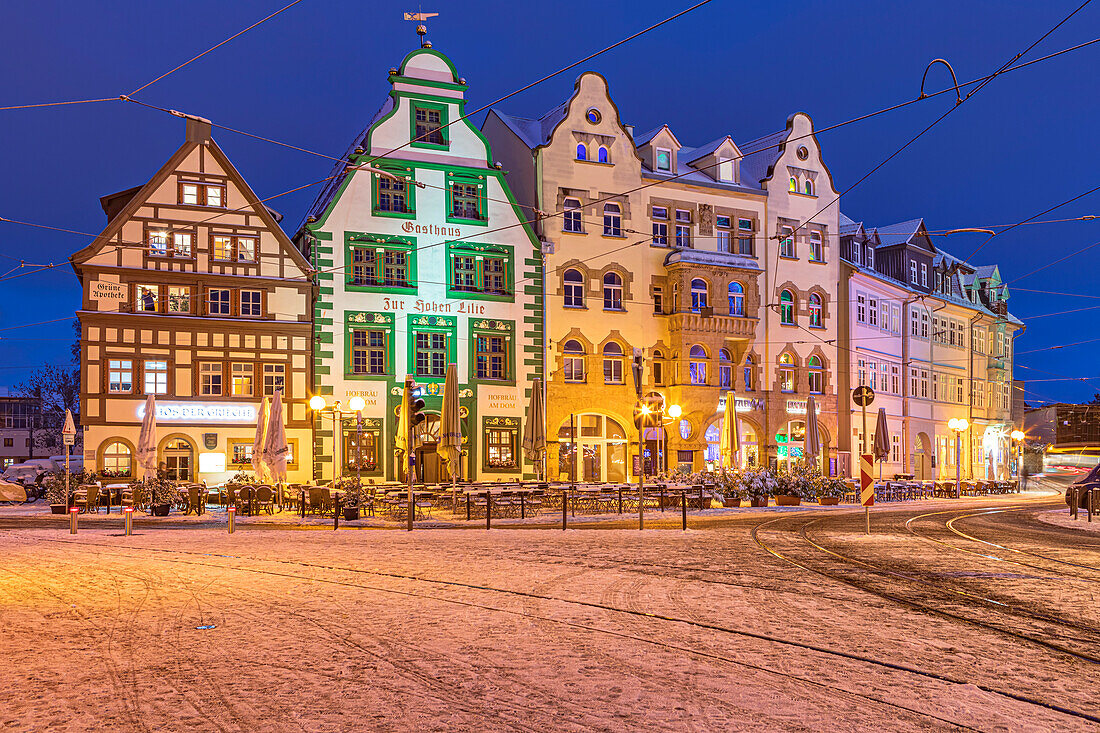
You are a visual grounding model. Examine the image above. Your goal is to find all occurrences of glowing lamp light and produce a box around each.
[638,404,651,415]
[348,396,366,412]
[948,418,969,432]
[667,404,682,418]
[1011,429,1025,442]
[309,395,327,411]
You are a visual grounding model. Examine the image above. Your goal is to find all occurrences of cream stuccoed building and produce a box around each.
[296,45,544,483]
[839,216,1024,480]
[485,72,842,479]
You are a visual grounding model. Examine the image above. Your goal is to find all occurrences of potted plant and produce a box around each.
[148,479,176,516]
[338,477,363,521]
[741,466,775,507]
[716,468,742,507]
[43,473,68,514]
[773,472,802,506]
[817,476,845,505]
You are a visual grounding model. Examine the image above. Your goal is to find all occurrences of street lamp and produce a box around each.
[1010,429,1025,480]
[308,396,343,484]
[948,417,969,498]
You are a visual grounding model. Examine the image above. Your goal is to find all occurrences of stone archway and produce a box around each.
[914,432,932,480]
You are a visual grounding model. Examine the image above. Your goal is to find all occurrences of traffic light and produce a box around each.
[631,350,644,397]
[408,383,426,429]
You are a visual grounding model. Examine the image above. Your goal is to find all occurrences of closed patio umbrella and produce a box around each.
[804,394,821,471]
[522,377,546,479]
[261,390,289,483]
[137,394,158,480]
[251,397,270,481]
[439,363,462,508]
[873,407,891,480]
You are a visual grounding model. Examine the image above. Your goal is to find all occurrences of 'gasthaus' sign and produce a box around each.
[136,402,258,423]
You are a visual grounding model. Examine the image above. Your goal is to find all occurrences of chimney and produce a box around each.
[185,115,213,143]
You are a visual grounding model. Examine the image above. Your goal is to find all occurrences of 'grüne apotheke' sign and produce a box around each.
[136,403,258,423]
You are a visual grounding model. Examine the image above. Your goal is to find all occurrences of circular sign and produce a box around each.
[852,386,875,407]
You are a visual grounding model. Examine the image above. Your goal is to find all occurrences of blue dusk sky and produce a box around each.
[0,0,1097,404]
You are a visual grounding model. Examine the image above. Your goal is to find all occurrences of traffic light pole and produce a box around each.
[406,376,415,532]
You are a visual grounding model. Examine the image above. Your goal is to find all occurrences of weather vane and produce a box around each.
[403,11,439,47]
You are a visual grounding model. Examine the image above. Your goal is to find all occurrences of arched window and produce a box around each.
[808,354,824,394]
[597,146,609,164]
[809,230,823,262]
[789,176,797,192]
[744,355,755,392]
[603,271,623,310]
[689,344,708,385]
[728,281,744,316]
[804,180,814,195]
[101,441,132,477]
[563,340,585,382]
[576,143,587,161]
[603,342,624,384]
[603,203,622,237]
[780,289,795,324]
[808,293,823,327]
[563,269,584,308]
[563,197,582,233]
[779,226,795,258]
[653,350,665,386]
[778,352,796,393]
[719,348,733,389]
[690,278,708,313]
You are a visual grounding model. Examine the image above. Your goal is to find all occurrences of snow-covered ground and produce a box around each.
[1037,506,1100,534]
[0,488,1095,731]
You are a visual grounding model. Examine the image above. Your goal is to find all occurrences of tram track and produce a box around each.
[20,533,1100,728]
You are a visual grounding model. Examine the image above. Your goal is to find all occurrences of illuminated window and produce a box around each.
[808,355,823,394]
[108,360,132,393]
[689,344,708,385]
[563,340,585,382]
[808,293,823,327]
[728,282,744,316]
[780,290,795,325]
[102,441,132,476]
[263,363,285,396]
[231,363,253,397]
[690,278,708,313]
[779,352,795,393]
[144,360,168,395]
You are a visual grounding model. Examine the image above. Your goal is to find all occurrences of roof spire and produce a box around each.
[403,11,438,47]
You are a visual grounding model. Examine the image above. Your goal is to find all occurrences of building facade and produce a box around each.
[296,45,544,483]
[486,73,842,479]
[72,119,315,484]
[839,216,1024,480]
[0,392,42,469]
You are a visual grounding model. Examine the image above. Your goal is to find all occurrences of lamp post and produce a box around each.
[1011,429,1025,479]
[948,417,969,498]
[308,395,344,484]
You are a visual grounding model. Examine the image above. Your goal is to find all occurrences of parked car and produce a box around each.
[1067,463,1100,508]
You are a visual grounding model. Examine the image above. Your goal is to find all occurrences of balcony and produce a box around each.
[668,309,756,338]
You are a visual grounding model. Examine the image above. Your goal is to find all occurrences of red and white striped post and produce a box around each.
[124,506,134,536]
[228,506,236,534]
[69,507,78,535]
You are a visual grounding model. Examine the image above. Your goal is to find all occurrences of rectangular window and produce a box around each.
[564,353,585,382]
[240,290,262,317]
[808,369,822,394]
[720,364,732,389]
[476,335,507,380]
[911,309,919,337]
[179,181,225,208]
[144,360,168,395]
[167,286,191,314]
[180,184,199,205]
[867,360,877,390]
[655,147,672,172]
[891,365,899,395]
[451,183,482,220]
[352,330,387,375]
[483,257,507,294]
[231,363,253,397]
[892,435,900,463]
[910,368,918,397]
[604,354,623,384]
[880,301,888,331]
[206,186,224,207]
[148,229,169,256]
[779,227,795,258]
[173,233,192,258]
[809,231,823,262]
[910,260,918,283]
[920,370,928,398]
[377,175,409,213]
[920,262,928,286]
[485,428,516,469]
[858,359,866,387]
[135,284,159,313]
[452,256,476,291]
[236,237,256,262]
[652,220,668,246]
[563,200,583,233]
[653,287,663,315]
[921,312,929,339]
[263,364,285,396]
[108,359,133,394]
[199,362,222,396]
[414,106,445,145]
[717,158,734,182]
[779,367,794,393]
[675,210,691,248]
[856,293,866,323]
[383,250,409,286]
[415,332,447,378]
[351,248,379,287]
[738,219,754,255]
[213,236,233,261]
[208,289,231,316]
[716,215,731,253]
[868,297,878,327]
[891,305,901,334]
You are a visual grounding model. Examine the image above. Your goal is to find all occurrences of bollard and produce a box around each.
[681,490,687,531]
[660,487,665,513]
[520,494,526,520]
[333,497,341,531]
[699,485,704,510]
[69,507,78,535]
[562,490,568,531]
[124,506,133,536]
[486,492,492,530]
[228,506,236,534]
[1070,487,1078,520]
[618,486,623,514]
[1090,489,1094,523]
[466,493,471,521]
[299,489,306,519]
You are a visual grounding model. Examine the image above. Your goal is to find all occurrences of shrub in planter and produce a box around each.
[739,466,777,507]
[817,476,847,506]
[147,478,177,516]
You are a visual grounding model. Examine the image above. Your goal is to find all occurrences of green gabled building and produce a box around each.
[295,44,544,483]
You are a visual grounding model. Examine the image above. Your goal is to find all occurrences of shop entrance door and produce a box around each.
[164,438,193,481]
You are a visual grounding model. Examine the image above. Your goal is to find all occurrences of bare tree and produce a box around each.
[16,364,80,456]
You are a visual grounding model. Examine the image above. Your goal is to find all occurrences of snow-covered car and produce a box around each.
[1067,463,1100,508]
[0,480,34,503]
[1,459,57,485]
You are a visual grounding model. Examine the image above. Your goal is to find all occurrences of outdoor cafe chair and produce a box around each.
[184,485,204,515]
[307,487,327,516]
[79,485,100,514]
[236,486,255,516]
[255,486,275,515]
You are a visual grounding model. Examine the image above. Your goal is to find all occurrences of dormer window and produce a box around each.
[717,158,734,182]
[655,148,672,172]
[413,105,446,147]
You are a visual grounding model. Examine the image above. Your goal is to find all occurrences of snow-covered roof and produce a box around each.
[875,218,924,247]
[737,129,788,187]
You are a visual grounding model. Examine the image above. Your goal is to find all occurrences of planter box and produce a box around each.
[50,504,68,515]
[819,496,840,506]
[775,495,802,506]
[749,496,769,508]
[722,497,742,508]
[150,504,170,517]
[343,507,360,521]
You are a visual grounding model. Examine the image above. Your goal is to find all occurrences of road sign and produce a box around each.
[62,409,76,435]
[860,454,874,507]
[63,434,75,446]
[852,386,875,407]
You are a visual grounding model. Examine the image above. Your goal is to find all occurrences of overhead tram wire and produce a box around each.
[1005,239,1100,285]
[0,97,118,113]
[765,0,1096,310]
[964,184,1100,262]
